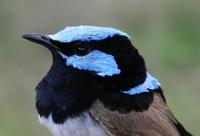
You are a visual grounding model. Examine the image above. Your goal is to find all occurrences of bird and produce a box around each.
[22,26,192,136]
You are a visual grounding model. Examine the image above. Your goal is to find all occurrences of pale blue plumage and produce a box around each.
[58,50,121,77]
[122,73,161,95]
[48,26,129,43]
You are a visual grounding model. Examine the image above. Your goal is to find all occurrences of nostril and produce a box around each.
[41,35,49,40]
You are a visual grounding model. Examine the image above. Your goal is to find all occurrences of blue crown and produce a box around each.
[48,25,130,43]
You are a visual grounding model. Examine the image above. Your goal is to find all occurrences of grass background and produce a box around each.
[0,0,199,135]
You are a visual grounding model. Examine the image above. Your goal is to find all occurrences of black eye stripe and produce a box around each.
[49,39,103,56]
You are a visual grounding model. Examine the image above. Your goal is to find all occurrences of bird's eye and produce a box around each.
[74,46,91,56]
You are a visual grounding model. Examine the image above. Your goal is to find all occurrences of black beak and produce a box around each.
[22,33,58,51]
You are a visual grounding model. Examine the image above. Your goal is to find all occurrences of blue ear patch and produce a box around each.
[48,26,129,43]
[122,73,161,95]
[58,50,121,77]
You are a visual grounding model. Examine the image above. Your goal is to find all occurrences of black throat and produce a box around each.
[36,52,106,123]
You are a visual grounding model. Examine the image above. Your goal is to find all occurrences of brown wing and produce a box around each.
[90,92,181,136]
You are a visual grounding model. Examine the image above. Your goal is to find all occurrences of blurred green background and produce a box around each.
[0,0,199,135]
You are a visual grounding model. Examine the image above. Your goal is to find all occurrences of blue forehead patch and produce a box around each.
[58,50,121,77]
[48,26,129,43]
[122,73,161,95]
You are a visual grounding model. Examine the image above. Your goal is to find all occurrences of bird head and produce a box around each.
[23,26,160,122]
[23,26,147,90]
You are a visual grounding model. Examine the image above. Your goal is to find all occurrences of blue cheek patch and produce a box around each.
[48,26,129,43]
[122,73,161,95]
[58,50,121,77]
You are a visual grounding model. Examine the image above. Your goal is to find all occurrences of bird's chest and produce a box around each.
[38,112,107,136]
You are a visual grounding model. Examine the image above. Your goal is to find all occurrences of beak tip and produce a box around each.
[22,33,37,41]
[22,34,28,39]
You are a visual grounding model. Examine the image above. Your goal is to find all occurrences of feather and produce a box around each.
[90,91,185,136]
[48,26,129,43]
